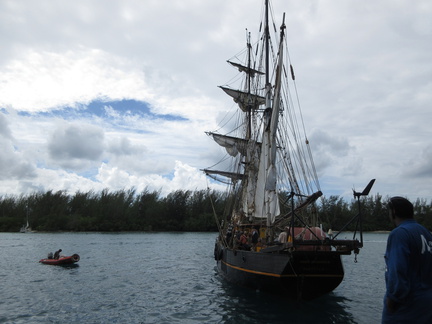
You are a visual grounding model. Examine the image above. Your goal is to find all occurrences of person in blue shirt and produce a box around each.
[382,196,432,323]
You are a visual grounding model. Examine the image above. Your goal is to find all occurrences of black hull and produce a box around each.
[215,242,345,300]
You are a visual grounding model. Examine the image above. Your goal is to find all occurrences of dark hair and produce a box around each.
[388,196,414,219]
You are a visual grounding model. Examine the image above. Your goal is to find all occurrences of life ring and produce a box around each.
[71,254,80,262]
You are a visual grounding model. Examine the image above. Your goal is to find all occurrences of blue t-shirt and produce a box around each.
[382,219,432,323]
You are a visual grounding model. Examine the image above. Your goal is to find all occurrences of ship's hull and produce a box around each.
[215,242,344,300]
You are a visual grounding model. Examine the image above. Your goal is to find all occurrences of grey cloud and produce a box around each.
[310,129,351,156]
[0,140,36,180]
[405,145,432,179]
[0,155,36,180]
[0,112,12,139]
[48,123,104,162]
[0,113,36,179]
[107,136,146,156]
[308,129,353,173]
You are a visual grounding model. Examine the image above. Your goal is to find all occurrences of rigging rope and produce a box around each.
[283,36,321,192]
[206,182,228,247]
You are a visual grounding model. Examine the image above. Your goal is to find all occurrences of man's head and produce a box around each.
[388,196,414,221]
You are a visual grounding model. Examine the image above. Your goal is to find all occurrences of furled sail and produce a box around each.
[207,132,248,157]
[227,61,264,77]
[203,169,244,182]
[207,132,262,158]
[219,87,266,112]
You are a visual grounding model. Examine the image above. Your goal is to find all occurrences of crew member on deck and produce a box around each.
[239,232,250,250]
[251,227,259,249]
[278,227,289,243]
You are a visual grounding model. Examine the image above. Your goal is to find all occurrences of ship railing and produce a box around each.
[260,238,362,255]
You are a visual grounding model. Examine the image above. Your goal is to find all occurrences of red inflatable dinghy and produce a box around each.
[39,254,80,265]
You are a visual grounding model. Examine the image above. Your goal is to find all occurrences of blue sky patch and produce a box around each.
[17,99,187,122]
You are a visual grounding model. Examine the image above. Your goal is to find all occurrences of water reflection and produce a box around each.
[214,269,356,324]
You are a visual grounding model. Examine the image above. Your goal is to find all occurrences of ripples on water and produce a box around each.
[0,232,388,323]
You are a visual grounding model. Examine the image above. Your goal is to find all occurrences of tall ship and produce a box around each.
[204,0,375,300]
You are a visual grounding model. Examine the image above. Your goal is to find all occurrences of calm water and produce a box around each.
[0,232,388,323]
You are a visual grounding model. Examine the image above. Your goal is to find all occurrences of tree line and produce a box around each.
[0,189,431,232]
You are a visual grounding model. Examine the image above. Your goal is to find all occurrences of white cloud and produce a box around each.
[0,49,148,111]
[96,160,212,197]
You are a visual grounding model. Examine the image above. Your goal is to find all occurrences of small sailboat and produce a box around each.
[20,209,32,233]
[204,0,375,300]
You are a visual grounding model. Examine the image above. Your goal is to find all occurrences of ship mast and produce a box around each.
[256,0,286,226]
[265,0,270,86]
[246,31,252,141]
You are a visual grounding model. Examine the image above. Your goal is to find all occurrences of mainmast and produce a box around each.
[265,0,270,86]
[264,0,272,117]
[246,31,252,140]
[255,1,286,226]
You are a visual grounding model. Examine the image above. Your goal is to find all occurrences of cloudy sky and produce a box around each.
[1,0,431,202]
